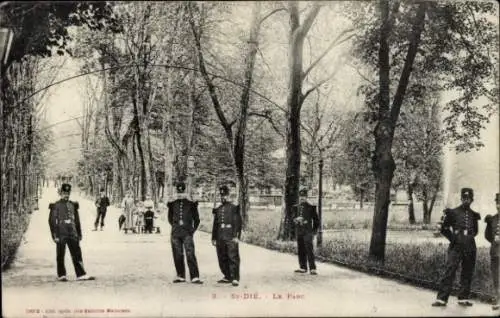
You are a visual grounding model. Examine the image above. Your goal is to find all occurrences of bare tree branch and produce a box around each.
[303,28,355,79]
[347,62,377,87]
[259,7,287,25]
[248,111,284,139]
[299,3,321,38]
[301,69,339,104]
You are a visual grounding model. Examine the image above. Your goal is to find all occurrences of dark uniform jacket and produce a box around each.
[212,202,242,241]
[168,199,200,237]
[440,205,481,245]
[485,214,499,257]
[292,201,319,235]
[96,197,110,212]
[48,199,82,240]
[144,210,155,222]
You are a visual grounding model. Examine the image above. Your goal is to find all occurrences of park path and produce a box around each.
[2,187,497,317]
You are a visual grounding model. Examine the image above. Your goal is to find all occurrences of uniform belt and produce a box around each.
[63,219,72,224]
[454,229,472,236]
[220,223,232,228]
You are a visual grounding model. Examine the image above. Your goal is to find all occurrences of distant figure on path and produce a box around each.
[432,188,481,307]
[212,185,242,286]
[168,182,202,284]
[48,183,95,281]
[121,190,135,232]
[293,186,319,275]
[485,193,500,311]
[94,188,110,231]
[143,199,157,234]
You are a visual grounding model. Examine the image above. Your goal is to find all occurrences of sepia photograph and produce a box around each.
[1,0,499,317]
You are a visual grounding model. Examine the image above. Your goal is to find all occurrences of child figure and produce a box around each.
[143,200,156,234]
[134,200,144,234]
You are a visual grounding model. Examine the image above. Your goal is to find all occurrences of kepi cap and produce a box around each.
[461,188,474,199]
[176,182,186,193]
[219,185,229,196]
[60,183,71,193]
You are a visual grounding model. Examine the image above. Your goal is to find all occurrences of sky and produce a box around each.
[42,57,87,176]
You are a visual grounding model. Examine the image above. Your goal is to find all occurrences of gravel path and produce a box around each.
[2,188,497,317]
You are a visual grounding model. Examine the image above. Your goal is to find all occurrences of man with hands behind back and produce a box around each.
[49,183,95,282]
[212,185,242,287]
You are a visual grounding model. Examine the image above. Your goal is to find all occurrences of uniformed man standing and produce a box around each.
[485,193,500,310]
[168,182,203,284]
[432,188,481,307]
[212,185,242,286]
[94,188,110,231]
[293,187,319,275]
[48,183,95,281]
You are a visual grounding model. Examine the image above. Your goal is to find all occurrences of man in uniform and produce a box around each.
[94,188,110,231]
[143,200,157,234]
[168,182,202,284]
[293,187,319,275]
[432,188,481,307]
[48,183,95,281]
[485,193,500,310]
[212,185,242,286]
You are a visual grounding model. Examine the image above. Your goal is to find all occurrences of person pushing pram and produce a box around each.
[119,191,135,233]
[143,197,160,234]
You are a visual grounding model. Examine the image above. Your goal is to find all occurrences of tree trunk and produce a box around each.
[237,173,250,227]
[189,1,262,228]
[369,133,395,263]
[407,183,416,224]
[135,129,147,201]
[232,2,261,228]
[360,189,365,209]
[281,3,305,241]
[163,68,173,202]
[163,115,174,201]
[422,187,430,224]
[279,2,321,241]
[368,0,426,263]
[277,183,294,240]
[146,127,157,203]
[132,84,147,201]
[112,154,123,203]
[425,174,441,224]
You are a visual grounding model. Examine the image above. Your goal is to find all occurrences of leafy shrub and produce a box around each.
[1,208,30,270]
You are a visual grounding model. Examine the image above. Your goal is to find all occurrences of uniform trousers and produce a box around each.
[94,210,107,228]
[56,237,86,278]
[216,239,240,281]
[171,235,200,279]
[144,219,154,233]
[437,238,476,302]
[297,233,316,271]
